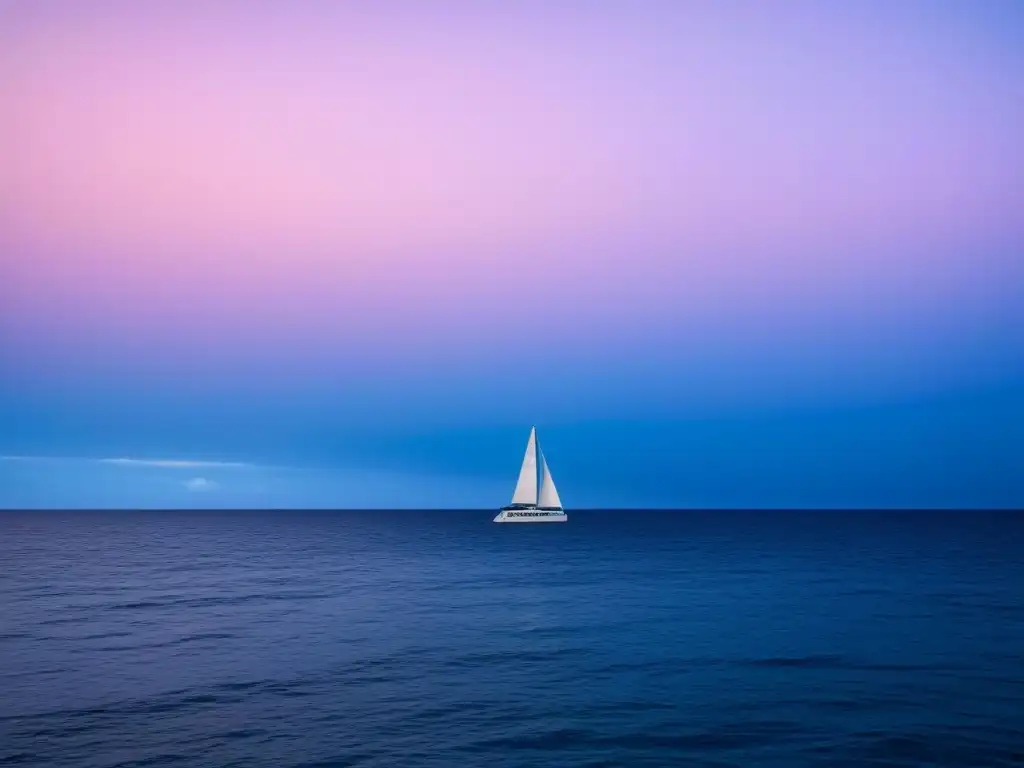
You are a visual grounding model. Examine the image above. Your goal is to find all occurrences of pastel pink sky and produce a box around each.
[1,1,1021,385]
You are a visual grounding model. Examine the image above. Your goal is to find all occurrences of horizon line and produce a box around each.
[1,508,1020,513]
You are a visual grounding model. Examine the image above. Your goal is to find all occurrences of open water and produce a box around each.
[1,510,1022,767]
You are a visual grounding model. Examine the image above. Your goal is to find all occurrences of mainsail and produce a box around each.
[537,451,562,509]
[509,426,538,505]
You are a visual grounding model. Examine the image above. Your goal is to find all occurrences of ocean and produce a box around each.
[1,510,1022,767]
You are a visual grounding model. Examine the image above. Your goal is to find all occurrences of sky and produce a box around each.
[1,0,1022,509]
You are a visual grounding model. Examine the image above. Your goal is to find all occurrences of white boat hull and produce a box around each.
[493,508,567,524]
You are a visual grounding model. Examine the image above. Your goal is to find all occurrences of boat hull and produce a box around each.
[493,508,567,523]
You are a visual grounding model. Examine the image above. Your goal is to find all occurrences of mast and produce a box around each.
[510,426,539,505]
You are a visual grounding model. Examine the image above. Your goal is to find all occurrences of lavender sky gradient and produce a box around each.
[1,1,1021,508]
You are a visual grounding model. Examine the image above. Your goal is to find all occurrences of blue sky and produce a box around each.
[1,384,1021,509]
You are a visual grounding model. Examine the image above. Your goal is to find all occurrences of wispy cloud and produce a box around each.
[100,458,250,469]
[183,477,218,492]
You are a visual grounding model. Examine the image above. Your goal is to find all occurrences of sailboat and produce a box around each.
[493,426,567,523]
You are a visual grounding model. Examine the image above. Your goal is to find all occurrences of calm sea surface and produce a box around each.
[1,511,1022,767]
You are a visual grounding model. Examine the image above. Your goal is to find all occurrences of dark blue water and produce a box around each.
[1,511,1022,767]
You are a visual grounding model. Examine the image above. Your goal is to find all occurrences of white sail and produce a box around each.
[509,426,538,505]
[537,451,563,509]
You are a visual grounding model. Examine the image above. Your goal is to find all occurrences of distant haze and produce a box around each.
[1,1,1021,508]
